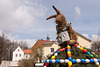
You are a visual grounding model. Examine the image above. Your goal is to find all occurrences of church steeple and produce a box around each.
[47,34,50,41]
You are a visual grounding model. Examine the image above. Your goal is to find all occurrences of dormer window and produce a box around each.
[18,49,20,51]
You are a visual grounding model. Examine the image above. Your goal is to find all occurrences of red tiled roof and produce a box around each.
[22,49,33,54]
[32,39,54,48]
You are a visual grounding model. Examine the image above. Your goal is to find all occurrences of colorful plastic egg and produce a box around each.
[67,45,70,48]
[45,63,49,66]
[49,59,52,63]
[86,59,90,63]
[76,59,81,63]
[63,48,66,50]
[77,45,80,48]
[98,59,100,62]
[45,60,47,63]
[90,59,94,63]
[67,51,71,54]
[56,59,60,63]
[57,51,60,54]
[80,47,83,50]
[83,49,87,53]
[54,53,58,56]
[51,56,55,59]
[71,59,76,63]
[67,49,70,51]
[95,62,99,65]
[68,61,72,66]
[60,59,64,63]
[81,59,85,63]
[52,59,55,63]
[90,54,94,58]
[74,44,77,47]
[68,57,72,61]
[96,55,99,58]
[94,59,98,62]
[65,59,69,63]
[59,49,63,52]
[86,51,90,55]
[68,54,71,57]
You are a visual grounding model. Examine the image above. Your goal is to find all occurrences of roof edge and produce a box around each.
[76,32,91,42]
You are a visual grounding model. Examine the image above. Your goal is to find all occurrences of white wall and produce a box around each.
[0,61,18,67]
[12,46,24,61]
[24,54,30,59]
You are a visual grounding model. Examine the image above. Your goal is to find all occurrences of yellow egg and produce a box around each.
[80,47,83,50]
[67,45,70,48]
[68,61,72,66]
[99,65,100,67]
[51,56,55,59]
[67,51,71,54]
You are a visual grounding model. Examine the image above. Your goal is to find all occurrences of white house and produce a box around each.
[12,46,33,61]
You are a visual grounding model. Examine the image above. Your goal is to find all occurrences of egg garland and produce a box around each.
[44,43,100,67]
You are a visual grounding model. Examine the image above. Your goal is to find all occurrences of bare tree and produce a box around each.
[91,30,100,51]
[0,33,28,63]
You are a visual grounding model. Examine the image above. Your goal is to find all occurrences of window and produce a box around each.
[16,54,17,57]
[19,54,21,57]
[18,49,20,51]
[50,48,54,52]
[26,55,27,58]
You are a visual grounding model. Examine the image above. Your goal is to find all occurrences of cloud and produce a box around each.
[75,7,81,17]
[82,34,89,38]
[0,0,47,33]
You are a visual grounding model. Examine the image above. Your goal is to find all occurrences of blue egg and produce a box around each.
[86,51,90,55]
[90,59,94,63]
[81,59,85,63]
[49,59,52,63]
[45,60,47,63]
[98,59,100,62]
[71,59,76,63]
[68,57,72,61]
[56,59,60,63]
[67,49,70,51]
[57,50,60,54]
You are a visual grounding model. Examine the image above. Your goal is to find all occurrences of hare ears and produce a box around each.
[46,5,61,20]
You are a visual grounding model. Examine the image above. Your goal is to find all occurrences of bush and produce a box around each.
[18,58,35,67]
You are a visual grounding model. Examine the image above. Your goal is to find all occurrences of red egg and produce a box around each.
[92,58,95,59]
[45,63,49,66]
[60,49,63,52]
[63,48,66,50]
[83,49,87,53]
[68,54,71,57]
[74,44,77,47]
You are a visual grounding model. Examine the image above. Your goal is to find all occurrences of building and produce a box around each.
[77,32,91,48]
[43,42,60,58]
[32,33,91,58]
[12,46,33,61]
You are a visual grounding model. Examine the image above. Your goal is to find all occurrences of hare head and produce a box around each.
[46,5,67,25]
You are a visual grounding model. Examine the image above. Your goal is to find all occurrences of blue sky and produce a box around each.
[0,0,100,47]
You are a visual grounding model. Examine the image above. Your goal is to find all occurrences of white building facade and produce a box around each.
[12,46,33,61]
